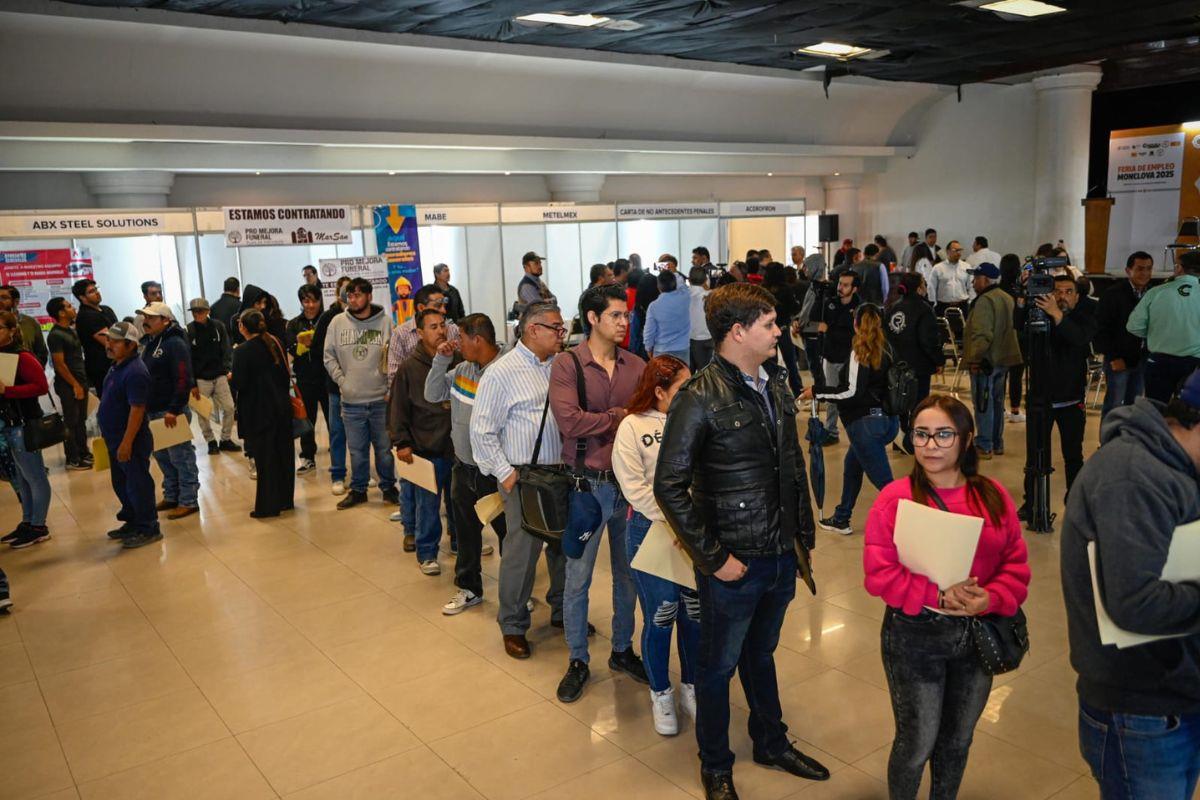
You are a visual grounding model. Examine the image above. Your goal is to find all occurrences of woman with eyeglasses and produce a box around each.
[0,311,53,550]
[864,394,1029,799]
[801,303,900,535]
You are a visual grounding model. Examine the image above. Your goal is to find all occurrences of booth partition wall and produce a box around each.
[615,203,721,272]
[718,200,809,267]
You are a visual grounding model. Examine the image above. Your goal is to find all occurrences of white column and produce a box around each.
[83,170,175,207]
[545,174,606,202]
[822,175,862,245]
[1032,66,1102,259]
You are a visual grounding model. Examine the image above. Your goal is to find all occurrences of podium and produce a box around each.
[1081,197,1115,275]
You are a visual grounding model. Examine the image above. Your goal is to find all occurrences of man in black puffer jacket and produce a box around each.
[885,273,944,451]
[655,282,827,800]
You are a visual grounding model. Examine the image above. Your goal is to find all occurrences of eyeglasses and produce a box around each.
[604,311,631,322]
[532,322,568,337]
[912,429,959,448]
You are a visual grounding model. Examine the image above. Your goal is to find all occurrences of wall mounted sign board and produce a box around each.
[0,211,193,239]
[616,202,718,220]
[718,200,807,218]
[223,205,354,246]
[500,204,616,224]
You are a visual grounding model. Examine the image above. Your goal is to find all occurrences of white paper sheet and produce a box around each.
[149,415,194,451]
[86,391,100,416]
[395,454,438,494]
[475,492,504,526]
[0,352,17,386]
[894,499,983,591]
[1088,520,1200,649]
[631,521,696,590]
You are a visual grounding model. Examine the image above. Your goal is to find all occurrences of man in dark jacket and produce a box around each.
[72,279,118,398]
[1061,372,1200,799]
[312,276,350,495]
[141,303,199,519]
[1096,251,1153,421]
[885,273,944,452]
[210,277,241,334]
[388,309,458,574]
[287,284,328,474]
[186,297,239,456]
[815,270,861,443]
[655,283,827,800]
[1021,275,1099,519]
[850,244,889,306]
[431,263,466,322]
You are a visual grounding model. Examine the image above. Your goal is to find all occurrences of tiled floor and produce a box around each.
[0,386,1170,800]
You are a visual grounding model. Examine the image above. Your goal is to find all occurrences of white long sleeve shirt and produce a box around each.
[469,340,561,483]
[927,260,974,305]
[967,247,1002,268]
[611,409,667,522]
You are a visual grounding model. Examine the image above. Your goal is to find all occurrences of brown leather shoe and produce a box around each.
[166,505,198,520]
[503,634,531,660]
[155,499,178,512]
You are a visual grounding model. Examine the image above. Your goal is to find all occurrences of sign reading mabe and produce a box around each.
[223,206,353,247]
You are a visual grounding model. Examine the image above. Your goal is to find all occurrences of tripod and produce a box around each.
[1024,323,1056,533]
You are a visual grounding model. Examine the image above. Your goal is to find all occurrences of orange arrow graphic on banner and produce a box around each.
[386,206,406,234]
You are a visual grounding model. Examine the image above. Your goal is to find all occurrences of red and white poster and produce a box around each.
[0,248,94,325]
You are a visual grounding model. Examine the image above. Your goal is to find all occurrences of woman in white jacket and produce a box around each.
[612,354,698,737]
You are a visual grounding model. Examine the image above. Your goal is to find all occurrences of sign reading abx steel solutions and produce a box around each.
[223,205,353,247]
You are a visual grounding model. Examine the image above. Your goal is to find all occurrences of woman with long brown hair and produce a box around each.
[0,310,52,550]
[231,309,294,518]
[864,394,1029,799]
[611,354,697,737]
[802,303,900,534]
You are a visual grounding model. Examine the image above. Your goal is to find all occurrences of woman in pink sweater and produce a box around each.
[864,394,1029,799]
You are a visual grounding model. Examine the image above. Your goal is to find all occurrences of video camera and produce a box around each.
[1022,256,1068,333]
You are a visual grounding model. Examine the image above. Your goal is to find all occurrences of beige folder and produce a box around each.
[0,352,16,386]
[894,500,983,591]
[189,392,213,419]
[395,454,438,494]
[630,521,696,590]
[149,416,194,451]
[475,492,504,526]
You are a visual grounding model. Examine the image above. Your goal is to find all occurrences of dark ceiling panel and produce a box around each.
[49,0,1200,86]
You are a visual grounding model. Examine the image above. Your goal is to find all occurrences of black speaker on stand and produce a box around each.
[818,213,839,243]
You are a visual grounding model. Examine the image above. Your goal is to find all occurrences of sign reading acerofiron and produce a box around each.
[223,205,353,247]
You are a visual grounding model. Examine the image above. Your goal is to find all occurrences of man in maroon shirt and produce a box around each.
[549,284,648,703]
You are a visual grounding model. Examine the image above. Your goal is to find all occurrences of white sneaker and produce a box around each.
[420,560,441,576]
[650,688,679,736]
[526,598,536,613]
[368,478,378,489]
[481,543,494,556]
[679,683,697,722]
[1006,411,1026,423]
[331,480,346,496]
[442,589,482,615]
[247,459,257,480]
[389,510,402,522]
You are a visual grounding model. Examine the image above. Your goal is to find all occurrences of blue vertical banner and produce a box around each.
[373,204,423,325]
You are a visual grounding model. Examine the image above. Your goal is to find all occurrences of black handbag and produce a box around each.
[517,395,572,545]
[22,411,66,452]
[926,487,1030,676]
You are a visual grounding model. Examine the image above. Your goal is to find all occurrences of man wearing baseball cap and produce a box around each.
[97,321,161,548]
[963,262,1022,459]
[141,302,200,520]
[1061,369,1200,798]
[514,251,556,318]
[186,297,239,456]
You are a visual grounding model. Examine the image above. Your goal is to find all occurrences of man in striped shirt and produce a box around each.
[470,302,568,660]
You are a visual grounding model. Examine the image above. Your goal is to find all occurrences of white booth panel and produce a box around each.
[679,219,720,266]
[238,245,319,319]
[545,225,583,315]
[465,226,505,329]
[417,225,469,292]
[187,233,240,301]
[501,224,547,311]
[84,236,168,321]
[580,223,617,273]
[618,220,680,266]
[337,229,365,259]
[157,236,186,321]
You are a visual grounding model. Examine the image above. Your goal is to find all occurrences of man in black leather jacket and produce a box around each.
[654,283,827,800]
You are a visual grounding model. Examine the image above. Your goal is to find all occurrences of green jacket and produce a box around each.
[17,313,48,367]
[963,285,1022,369]
[1126,274,1200,357]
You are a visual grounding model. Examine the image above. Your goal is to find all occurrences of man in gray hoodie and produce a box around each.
[1061,370,1200,799]
[323,277,398,510]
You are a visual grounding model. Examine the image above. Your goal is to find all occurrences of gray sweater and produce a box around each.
[322,304,392,405]
[423,347,504,467]
[1061,398,1200,714]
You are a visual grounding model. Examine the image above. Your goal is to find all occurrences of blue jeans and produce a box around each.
[971,366,1007,453]
[398,480,416,531]
[412,456,452,561]
[1079,701,1200,800]
[630,309,647,359]
[148,409,199,507]
[1101,360,1145,422]
[695,551,797,774]
[563,480,637,663]
[1,424,51,526]
[832,414,899,524]
[107,431,158,533]
[627,512,700,692]
[327,392,347,482]
[341,400,395,494]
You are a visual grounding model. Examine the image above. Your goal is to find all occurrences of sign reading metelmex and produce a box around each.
[718,200,807,218]
[616,203,719,220]
[499,204,616,224]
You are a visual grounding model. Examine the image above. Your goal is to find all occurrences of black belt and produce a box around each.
[577,468,616,484]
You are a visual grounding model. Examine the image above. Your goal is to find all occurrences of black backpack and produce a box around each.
[883,348,919,418]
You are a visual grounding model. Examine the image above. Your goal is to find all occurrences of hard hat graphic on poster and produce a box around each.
[373,205,423,325]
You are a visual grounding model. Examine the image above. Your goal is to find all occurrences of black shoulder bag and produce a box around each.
[926,486,1029,675]
[517,398,573,546]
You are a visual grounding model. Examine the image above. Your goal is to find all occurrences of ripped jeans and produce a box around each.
[627,511,701,693]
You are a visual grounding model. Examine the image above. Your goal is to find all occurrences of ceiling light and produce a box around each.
[767,172,773,177]
[834,172,841,176]
[255,171,261,175]
[796,41,873,60]
[979,0,1066,17]
[388,171,396,176]
[516,12,609,27]
[504,171,512,176]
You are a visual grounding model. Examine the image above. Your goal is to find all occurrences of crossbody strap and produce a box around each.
[567,350,588,471]
[530,394,550,467]
[924,482,950,513]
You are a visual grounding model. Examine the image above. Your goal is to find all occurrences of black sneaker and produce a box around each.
[218,440,242,453]
[207,441,220,455]
[381,488,399,505]
[66,460,91,471]
[122,529,163,549]
[107,523,136,540]
[608,649,650,684]
[820,433,840,448]
[9,526,50,550]
[556,659,590,703]
[296,459,317,475]
[1,522,28,544]
[1016,506,1029,522]
[336,491,368,510]
[0,591,11,614]
[818,516,852,536]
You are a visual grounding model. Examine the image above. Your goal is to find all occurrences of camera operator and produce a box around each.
[814,270,861,445]
[1019,274,1098,522]
[1127,250,1200,403]
[1095,251,1153,420]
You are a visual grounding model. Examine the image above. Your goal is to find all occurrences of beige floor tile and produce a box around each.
[731,649,828,712]
[197,650,364,733]
[238,695,420,795]
[431,703,624,800]
[22,613,164,676]
[823,585,887,623]
[557,672,674,754]
[780,603,882,669]
[57,687,230,783]
[834,652,889,692]
[170,614,319,679]
[77,738,275,800]
[0,723,74,800]
[140,585,284,646]
[1049,777,1100,800]
[480,629,618,700]
[0,680,54,733]
[370,654,543,742]
[782,766,887,799]
[779,669,895,765]
[976,674,1089,772]
[324,621,477,692]
[528,756,695,800]
[32,788,81,800]
[38,644,191,725]
[0,640,34,688]
[286,590,419,648]
[0,610,20,646]
[285,746,484,800]
[252,562,377,616]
